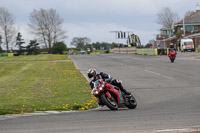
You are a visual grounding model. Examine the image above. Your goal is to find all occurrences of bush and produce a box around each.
[52,42,67,54]
[0,46,2,53]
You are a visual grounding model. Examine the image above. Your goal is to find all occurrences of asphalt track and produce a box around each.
[1,52,200,133]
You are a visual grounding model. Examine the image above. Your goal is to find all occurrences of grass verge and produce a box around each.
[0,54,70,61]
[0,54,97,115]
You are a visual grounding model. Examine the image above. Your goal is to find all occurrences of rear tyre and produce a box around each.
[126,95,137,109]
[171,59,174,63]
[101,93,118,110]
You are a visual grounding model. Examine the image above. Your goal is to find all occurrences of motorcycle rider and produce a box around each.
[168,43,177,55]
[87,68,131,95]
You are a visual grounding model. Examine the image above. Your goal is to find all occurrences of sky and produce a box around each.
[0,0,200,48]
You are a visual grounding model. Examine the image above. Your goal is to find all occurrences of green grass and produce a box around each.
[94,50,105,54]
[0,54,97,115]
[0,54,70,61]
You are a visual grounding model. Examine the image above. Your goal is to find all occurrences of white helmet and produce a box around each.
[87,68,97,80]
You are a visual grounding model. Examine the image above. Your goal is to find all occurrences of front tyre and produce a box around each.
[101,93,118,110]
[126,95,137,109]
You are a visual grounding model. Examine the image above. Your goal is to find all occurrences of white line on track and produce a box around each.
[155,126,200,133]
[156,128,188,132]
[162,75,173,80]
[144,70,173,80]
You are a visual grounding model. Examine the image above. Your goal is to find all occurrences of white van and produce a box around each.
[181,38,195,52]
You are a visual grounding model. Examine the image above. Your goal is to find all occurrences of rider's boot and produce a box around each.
[112,79,131,95]
[119,84,131,95]
[122,88,131,95]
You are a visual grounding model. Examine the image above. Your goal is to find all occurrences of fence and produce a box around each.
[113,47,136,54]
[136,48,157,56]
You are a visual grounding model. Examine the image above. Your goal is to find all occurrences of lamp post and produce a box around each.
[183,18,185,37]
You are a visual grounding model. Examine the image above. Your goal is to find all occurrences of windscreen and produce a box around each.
[184,42,193,45]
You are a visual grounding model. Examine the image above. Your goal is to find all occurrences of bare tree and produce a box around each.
[28,8,67,53]
[184,11,194,18]
[157,7,180,28]
[0,35,2,50]
[0,7,16,53]
[71,37,91,49]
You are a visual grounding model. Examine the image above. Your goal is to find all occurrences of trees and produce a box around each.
[91,42,101,50]
[28,8,67,53]
[157,7,179,28]
[0,35,2,52]
[91,42,114,50]
[145,43,153,48]
[52,42,67,54]
[0,7,16,53]
[71,37,91,49]
[110,42,118,48]
[26,40,40,55]
[83,43,92,51]
[16,32,25,55]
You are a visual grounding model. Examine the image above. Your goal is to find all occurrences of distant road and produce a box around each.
[1,52,200,133]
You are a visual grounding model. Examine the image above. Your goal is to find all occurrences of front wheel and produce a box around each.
[101,93,118,110]
[126,95,137,109]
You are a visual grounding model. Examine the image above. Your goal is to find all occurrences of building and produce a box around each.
[156,28,175,49]
[156,3,200,50]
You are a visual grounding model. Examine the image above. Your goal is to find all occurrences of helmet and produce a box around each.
[87,68,97,79]
[169,43,174,48]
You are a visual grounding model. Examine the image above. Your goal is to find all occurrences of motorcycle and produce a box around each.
[91,79,137,110]
[168,49,176,63]
[87,48,91,54]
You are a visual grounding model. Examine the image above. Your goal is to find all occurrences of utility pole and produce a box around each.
[183,18,185,37]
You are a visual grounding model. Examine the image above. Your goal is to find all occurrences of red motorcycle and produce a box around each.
[168,49,176,63]
[91,79,137,110]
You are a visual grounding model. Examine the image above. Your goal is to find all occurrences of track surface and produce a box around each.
[1,52,200,133]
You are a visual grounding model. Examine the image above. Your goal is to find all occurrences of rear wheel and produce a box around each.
[101,93,118,110]
[171,59,174,63]
[126,95,137,109]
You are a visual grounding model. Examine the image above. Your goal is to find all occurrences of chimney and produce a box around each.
[196,2,200,11]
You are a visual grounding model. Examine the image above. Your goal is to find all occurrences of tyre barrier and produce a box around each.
[0,53,8,56]
[0,53,14,57]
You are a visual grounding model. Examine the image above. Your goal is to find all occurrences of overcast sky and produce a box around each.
[1,0,199,47]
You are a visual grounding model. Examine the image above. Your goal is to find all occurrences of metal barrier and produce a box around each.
[136,48,156,55]
[113,47,136,54]
[113,48,170,56]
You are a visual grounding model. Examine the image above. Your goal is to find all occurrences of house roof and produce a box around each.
[160,28,173,30]
[184,33,200,38]
[176,11,200,25]
[160,36,177,41]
